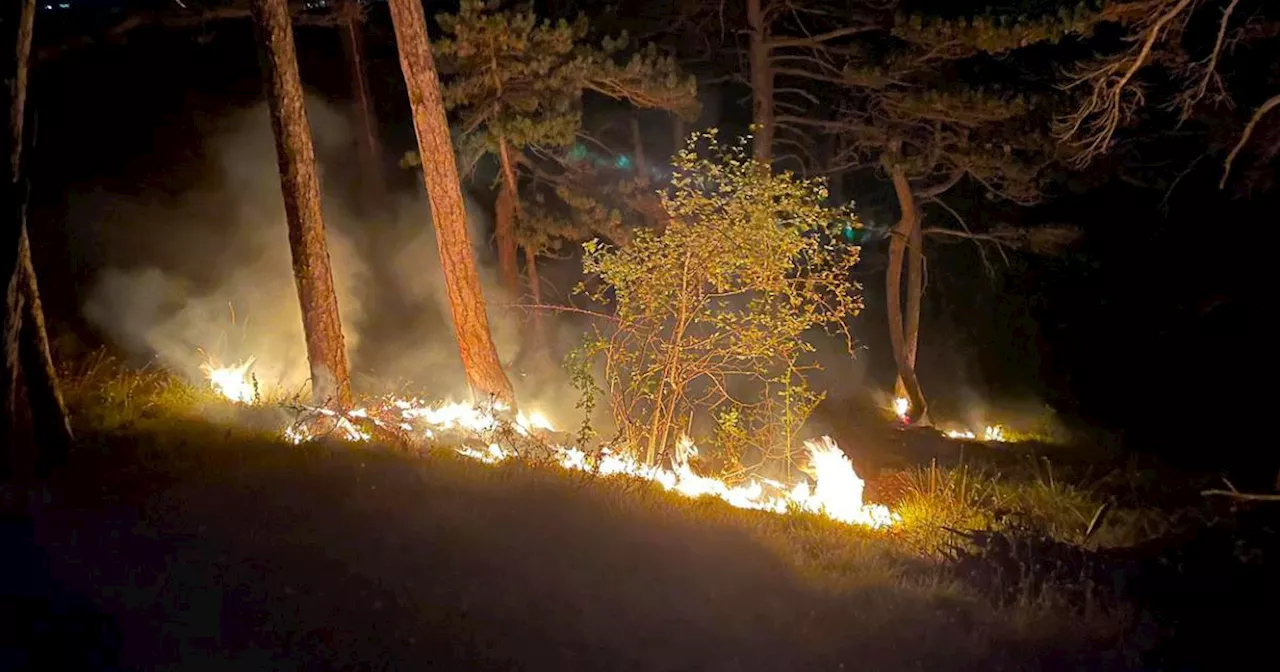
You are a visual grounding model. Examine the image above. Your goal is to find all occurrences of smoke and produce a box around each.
[81,98,539,404]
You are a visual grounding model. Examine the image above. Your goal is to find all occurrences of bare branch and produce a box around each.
[1056,0,1197,165]
[924,198,1000,275]
[1175,0,1240,121]
[771,67,851,85]
[1202,490,1280,501]
[915,167,965,199]
[1221,92,1280,188]
[765,25,878,50]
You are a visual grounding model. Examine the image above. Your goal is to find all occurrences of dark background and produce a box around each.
[21,0,1270,477]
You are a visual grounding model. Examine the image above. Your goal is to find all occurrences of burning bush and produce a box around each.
[571,131,862,470]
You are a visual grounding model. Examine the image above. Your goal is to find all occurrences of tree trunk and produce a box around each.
[3,0,72,476]
[18,229,72,472]
[522,243,548,360]
[252,0,353,408]
[746,0,773,163]
[494,139,520,296]
[630,111,648,185]
[387,0,515,405]
[893,211,926,423]
[338,0,385,210]
[887,164,928,423]
[672,114,685,153]
[903,214,923,375]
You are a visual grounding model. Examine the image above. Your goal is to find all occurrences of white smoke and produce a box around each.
[81,98,529,401]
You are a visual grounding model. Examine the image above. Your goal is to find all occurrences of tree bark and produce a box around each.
[3,0,73,476]
[387,0,515,405]
[887,164,928,423]
[494,139,520,296]
[522,242,548,360]
[901,213,923,377]
[746,0,774,163]
[18,230,72,471]
[252,0,353,408]
[338,0,385,210]
[630,111,648,185]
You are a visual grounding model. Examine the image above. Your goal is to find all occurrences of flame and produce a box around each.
[942,425,1008,442]
[892,396,910,421]
[200,356,897,528]
[200,357,257,403]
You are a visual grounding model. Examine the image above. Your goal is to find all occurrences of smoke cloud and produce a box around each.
[82,98,536,404]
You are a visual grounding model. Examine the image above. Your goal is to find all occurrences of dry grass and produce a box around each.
[18,360,1150,668]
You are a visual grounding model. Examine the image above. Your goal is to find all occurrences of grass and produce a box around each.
[17,358,1266,669]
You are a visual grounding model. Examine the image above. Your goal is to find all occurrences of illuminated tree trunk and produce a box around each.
[252,0,353,408]
[494,139,520,296]
[887,164,928,424]
[2,0,72,476]
[746,0,773,163]
[387,0,515,405]
[338,0,384,209]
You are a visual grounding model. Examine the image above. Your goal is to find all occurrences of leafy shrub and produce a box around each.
[571,131,861,469]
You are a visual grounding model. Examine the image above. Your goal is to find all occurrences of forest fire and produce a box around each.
[200,358,897,528]
[893,396,910,421]
[942,426,1008,442]
[200,357,258,404]
[893,396,1011,443]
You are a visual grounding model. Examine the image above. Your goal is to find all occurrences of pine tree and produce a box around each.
[2,0,73,476]
[765,5,1103,422]
[433,0,697,296]
[252,0,354,408]
[387,0,516,405]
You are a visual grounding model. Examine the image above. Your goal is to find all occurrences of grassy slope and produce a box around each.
[2,409,1135,671]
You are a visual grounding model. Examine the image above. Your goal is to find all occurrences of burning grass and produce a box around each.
[45,379,1133,669]
[50,357,1233,666]
[44,356,1279,669]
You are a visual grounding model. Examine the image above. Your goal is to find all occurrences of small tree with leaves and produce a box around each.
[572,132,861,468]
[433,0,697,296]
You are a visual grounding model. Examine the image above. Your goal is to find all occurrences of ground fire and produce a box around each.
[892,396,1010,443]
[202,357,898,528]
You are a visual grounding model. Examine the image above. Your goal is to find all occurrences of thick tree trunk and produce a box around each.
[252,0,353,408]
[3,0,72,476]
[672,114,685,153]
[494,139,520,296]
[746,0,773,163]
[387,0,515,405]
[339,0,385,210]
[887,165,928,424]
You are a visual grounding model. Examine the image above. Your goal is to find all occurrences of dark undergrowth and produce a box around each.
[2,359,1275,670]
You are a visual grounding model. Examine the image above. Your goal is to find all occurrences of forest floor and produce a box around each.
[1,365,1276,671]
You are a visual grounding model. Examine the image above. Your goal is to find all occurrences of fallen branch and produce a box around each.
[1201,475,1280,501]
[1201,489,1280,502]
